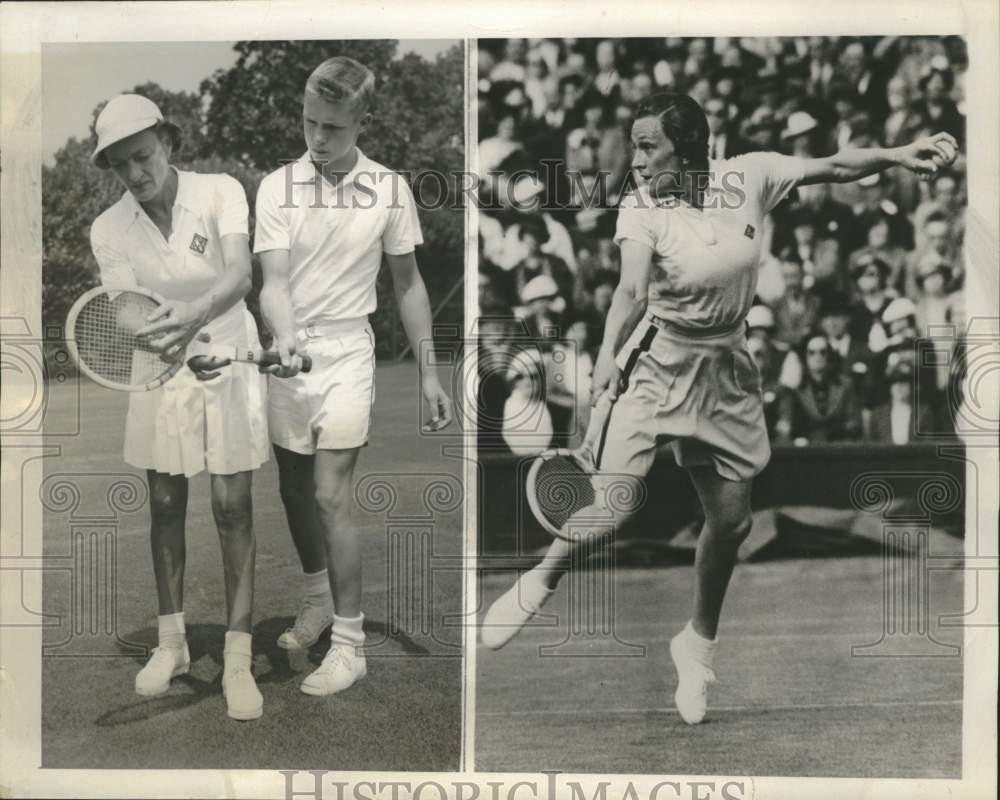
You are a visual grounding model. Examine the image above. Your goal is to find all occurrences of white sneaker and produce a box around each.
[277,603,334,650]
[135,645,190,696]
[481,569,554,650]
[300,643,367,696]
[222,663,263,721]
[670,629,717,724]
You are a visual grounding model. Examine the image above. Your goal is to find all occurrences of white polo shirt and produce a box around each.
[253,149,423,327]
[90,169,251,342]
[614,152,805,331]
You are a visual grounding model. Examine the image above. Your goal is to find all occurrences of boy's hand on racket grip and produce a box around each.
[260,336,306,378]
[421,375,453,432]
[591,351,622,405]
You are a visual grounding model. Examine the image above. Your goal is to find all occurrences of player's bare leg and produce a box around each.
[274,445,326,573]
[136,471,191,696]
[210,471,256,633]
[210,470,262,720]
[274,445,334,649]
[670,465,754,724]
[481,475,643,649]
[301,447,367,696]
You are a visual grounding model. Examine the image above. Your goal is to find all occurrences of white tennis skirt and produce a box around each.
[122,306,269,478]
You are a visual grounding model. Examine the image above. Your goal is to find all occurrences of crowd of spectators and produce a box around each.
[476,36,968,454]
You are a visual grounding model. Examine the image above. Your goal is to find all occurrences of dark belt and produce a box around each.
[646,313,746,339]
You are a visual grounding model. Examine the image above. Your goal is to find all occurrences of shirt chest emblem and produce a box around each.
[190,233,208,254]
[744,224,756,240]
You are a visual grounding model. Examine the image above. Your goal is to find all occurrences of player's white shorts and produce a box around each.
[595,314,771,484]
[268,318,376,454]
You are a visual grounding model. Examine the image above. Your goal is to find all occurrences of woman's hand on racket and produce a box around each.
[898,132,959,180]
[421,374,453,432]
[136,299,210,361]
[591,349,622,405]
[260,334,304,378]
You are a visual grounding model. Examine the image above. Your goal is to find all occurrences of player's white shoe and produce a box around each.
[481,568,554,650]
[222,663,263,720]
[135,645,190,696]
[277,602,335,650]
[300,644,367,696]
[670,628,717,724]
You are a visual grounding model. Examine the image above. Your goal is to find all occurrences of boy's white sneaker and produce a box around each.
[135,645,190,696]
[222,663,263,721]
[480,568,554,650]
[300,644,367,696]
[670,628,717,725]
[277,603,335,650]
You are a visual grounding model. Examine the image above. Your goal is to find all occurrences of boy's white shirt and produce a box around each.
[253,149,423,328]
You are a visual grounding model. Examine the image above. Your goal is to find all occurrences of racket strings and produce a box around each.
[532,456,597,533]
[73,292,168,385]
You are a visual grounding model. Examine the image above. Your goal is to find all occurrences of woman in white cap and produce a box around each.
[482,89,959,726]
[88,94,267,721]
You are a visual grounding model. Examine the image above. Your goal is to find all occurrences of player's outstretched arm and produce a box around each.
[386,251,453,431]
[798,131,959,186]
[591,239,652,405]
[259,249,304,377]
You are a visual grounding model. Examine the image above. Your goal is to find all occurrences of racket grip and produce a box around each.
[258,351,312,373]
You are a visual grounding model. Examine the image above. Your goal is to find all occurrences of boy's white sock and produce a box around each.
[157,612,186,651]
[329,613,365,647]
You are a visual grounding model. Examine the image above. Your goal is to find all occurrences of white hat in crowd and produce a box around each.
[520,274,560,304]
[780,110,819,141]
[746,304,776,330]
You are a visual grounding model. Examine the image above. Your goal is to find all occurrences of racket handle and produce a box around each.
[257,350,312,373]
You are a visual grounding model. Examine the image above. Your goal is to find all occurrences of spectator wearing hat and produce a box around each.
[775,333,863,444]
[863,296,943,431]
[772,253,822,349]
[848,252,896,349]
[818,291,872,390]
[867,359,938,444]
[780,110,820,158]
[511,214,574,303]
[746,303,802,393]
[519,273,565,351]
[914,253,964,394]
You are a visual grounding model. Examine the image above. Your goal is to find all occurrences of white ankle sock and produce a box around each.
[157,612,186,651]
[304,568,333,608]
[684,621,717,665]
[224,631,253,669]
[330,613,365,647]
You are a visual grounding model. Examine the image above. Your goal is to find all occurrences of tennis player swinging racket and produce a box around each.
[482,92,958,726]
[87,94,270,721]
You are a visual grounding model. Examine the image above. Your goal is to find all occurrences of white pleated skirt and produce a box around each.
[122,305,269,478]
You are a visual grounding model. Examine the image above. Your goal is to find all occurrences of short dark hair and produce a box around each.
[633,92,710,168]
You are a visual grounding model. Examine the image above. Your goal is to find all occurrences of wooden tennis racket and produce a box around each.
[524,389,616,540]
[65,285,310,392]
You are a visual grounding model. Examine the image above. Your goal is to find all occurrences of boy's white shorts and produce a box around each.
[268,318,376,454]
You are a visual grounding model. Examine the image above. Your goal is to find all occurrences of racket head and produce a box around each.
[525,448,599,539]
[65,285,182,392]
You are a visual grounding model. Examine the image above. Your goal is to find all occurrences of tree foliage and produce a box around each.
[42,41,464,360]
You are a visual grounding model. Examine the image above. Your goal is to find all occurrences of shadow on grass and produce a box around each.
[96,616,430,727]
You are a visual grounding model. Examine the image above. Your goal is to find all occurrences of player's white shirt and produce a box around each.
[90,168,251,343]
[253,149,423,327]
[614,152,806,331]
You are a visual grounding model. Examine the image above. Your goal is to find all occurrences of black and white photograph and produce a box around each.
[28,36,465,770]
[0,2,997,799]
[475,33,989,777]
